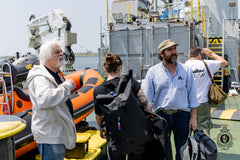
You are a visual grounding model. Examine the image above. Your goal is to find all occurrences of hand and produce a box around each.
[202,48,213,57]
[189,116,197,131]
[66,79,76,89]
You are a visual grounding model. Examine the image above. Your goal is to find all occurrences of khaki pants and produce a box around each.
[197,102,212,135]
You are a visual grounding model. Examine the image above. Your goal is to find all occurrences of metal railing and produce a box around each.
[0,63,14,114]
[106,0,146,25]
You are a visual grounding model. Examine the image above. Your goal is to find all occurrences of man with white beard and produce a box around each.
[27,38,77,160]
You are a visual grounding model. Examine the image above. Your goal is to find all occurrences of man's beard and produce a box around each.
[164,53,177,64]
[56,56,65,68]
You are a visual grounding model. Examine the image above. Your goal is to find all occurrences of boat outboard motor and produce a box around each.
[2,53,39,86]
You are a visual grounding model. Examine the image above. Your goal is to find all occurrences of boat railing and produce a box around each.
[109,0,147,25]
[107,0,207,37]
[0,63,14,114]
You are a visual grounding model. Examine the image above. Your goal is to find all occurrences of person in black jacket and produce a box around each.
[93,53,152,160]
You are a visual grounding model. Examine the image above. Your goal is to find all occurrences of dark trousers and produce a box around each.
[107,144,145,160]
[157,110,190,160]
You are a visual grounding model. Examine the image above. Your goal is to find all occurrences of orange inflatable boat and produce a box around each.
[0,68,102,158]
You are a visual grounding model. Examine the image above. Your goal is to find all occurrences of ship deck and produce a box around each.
[16,95,240,160]
[86,95,240,160]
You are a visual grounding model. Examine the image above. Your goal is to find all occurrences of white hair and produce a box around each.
[39,38,63,65]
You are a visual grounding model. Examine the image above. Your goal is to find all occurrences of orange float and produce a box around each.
[0,68,102,158]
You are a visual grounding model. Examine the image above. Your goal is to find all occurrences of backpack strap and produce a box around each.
[202,60,214,84]
[127,70,133,79]
[115,70,133,94]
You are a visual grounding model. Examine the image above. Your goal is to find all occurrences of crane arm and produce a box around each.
[27,9,77,73]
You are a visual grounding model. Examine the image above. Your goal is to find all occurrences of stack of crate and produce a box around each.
[85,130,107,160]
[36,131,107,160]
[65,133,91,159]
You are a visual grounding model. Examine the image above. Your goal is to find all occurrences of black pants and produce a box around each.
[107,145,145,160]
[107,140,163,160]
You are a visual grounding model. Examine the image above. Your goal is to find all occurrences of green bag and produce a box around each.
[202,60,227,105]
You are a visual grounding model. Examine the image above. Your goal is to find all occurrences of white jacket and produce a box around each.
[27,64,76,149]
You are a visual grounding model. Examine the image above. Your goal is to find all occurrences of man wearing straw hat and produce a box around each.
[144,39,199,160]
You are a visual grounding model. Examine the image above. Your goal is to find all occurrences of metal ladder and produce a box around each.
[0,63,14,114]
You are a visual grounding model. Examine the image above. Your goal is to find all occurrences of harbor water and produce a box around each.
[73,56,98,71]
[73,56,99,129]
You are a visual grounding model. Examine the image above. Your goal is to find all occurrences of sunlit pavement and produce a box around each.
[170,118,240,160]
[211,119,240,160]
[211,96,240,159]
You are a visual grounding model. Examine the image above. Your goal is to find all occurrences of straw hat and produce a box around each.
[157,39,179,53]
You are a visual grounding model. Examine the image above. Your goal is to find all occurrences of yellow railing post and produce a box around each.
[128,4,131,22]
[204,13,206,37]
[190,0,193,21]
[106,0,109,26]
[201,5,203,34]
[197,0,199,22]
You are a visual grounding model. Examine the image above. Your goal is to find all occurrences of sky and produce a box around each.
[0,0,115,57]
[0,0,239,57]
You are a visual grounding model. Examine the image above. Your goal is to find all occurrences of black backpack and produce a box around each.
[180,130,218,160]
[195,131,218,160]
[96,70,154,154]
